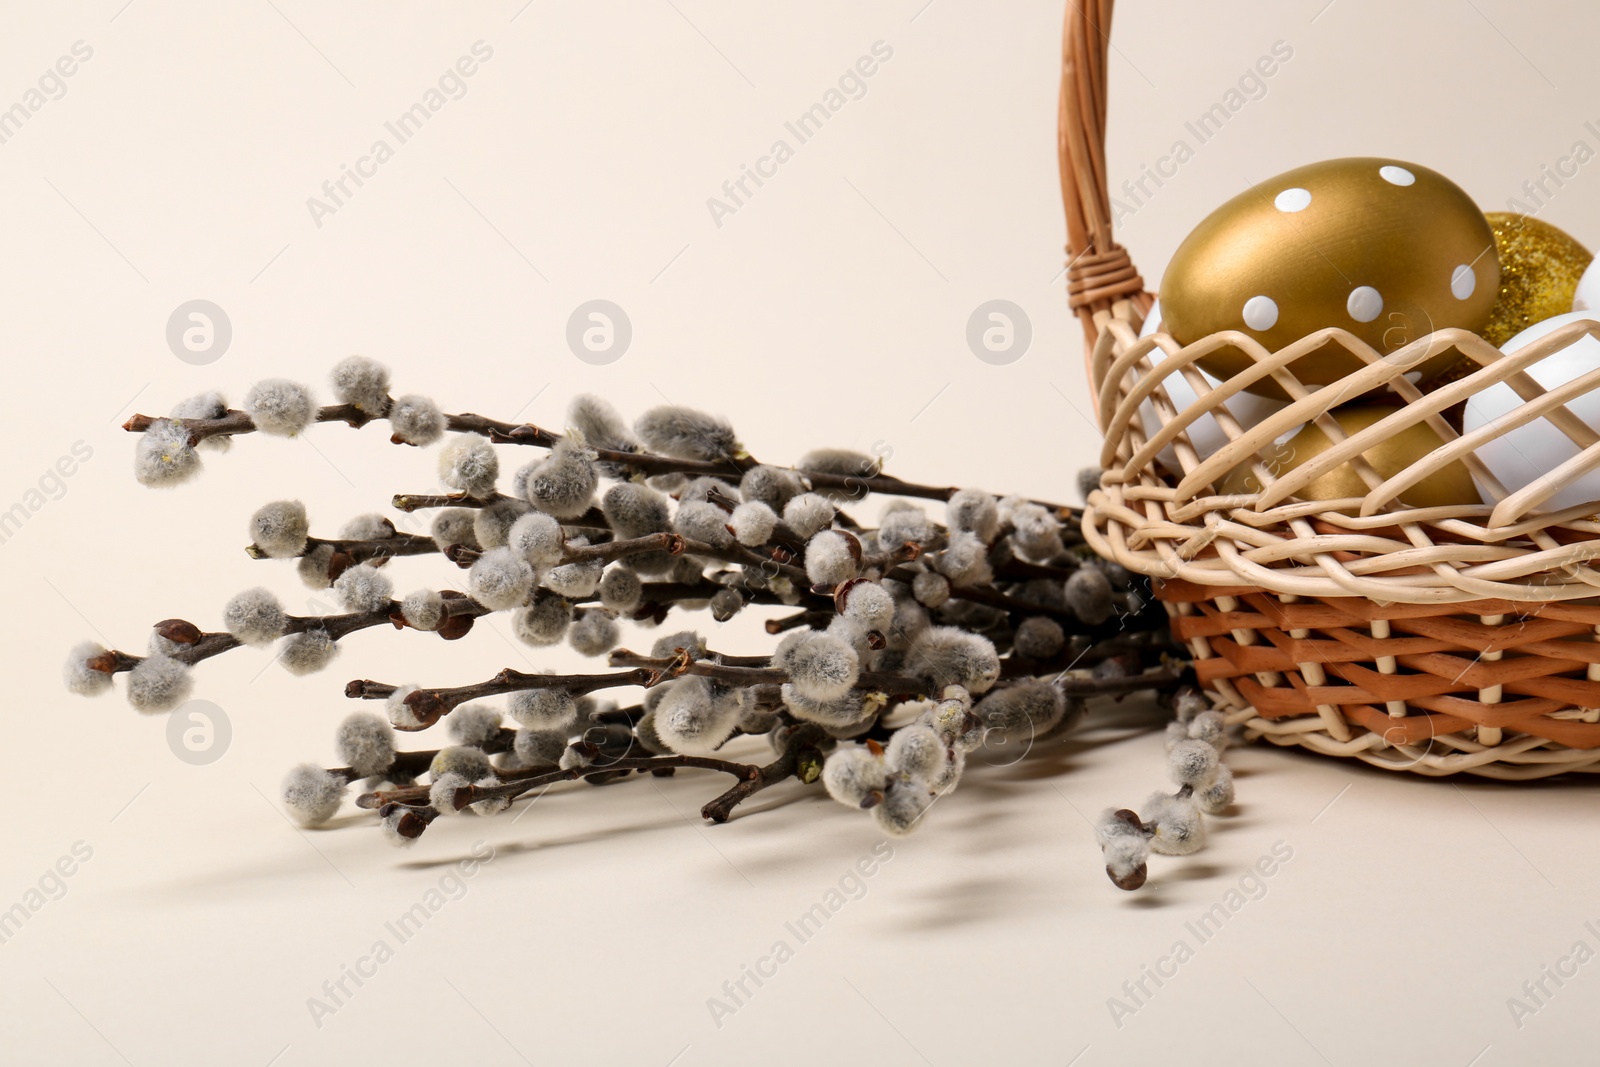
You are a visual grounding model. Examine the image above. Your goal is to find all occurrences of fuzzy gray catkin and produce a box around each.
[337,712,396,778]
[431,509,479,553]
[567,394,638,459]
[389,394,444,446]
[223,588,288,645]
[400,589,445,631]
[279,630,338,676]
[511,597,571,646]
[244,379,315,437]
[524,438,598,519]
[634,405,738,462]
[250,500,309,558]
[329,355,391,415]
[469,547,534,610]
[448,704,503,748]
[282,764,345,827]
[568,611,619,656]
[135,420,201,486]
[334,564,393,614]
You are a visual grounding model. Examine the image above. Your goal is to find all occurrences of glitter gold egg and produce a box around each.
[1479,212,1593,346]
[1160,158,1500,398]
[1217,403,1480,509]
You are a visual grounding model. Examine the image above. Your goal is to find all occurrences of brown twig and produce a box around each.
[345,667,662,730]
[359,724,829,825]
[90,595,490,676]
[604,649,935,697]
[247,532,438,564]
[124,403,1080,516]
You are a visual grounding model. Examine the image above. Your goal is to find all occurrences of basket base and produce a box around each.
[1154,580,1600,779]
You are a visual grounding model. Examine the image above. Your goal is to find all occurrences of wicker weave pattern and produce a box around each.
[1085,318,1600,603]
[1058,0,1600,777]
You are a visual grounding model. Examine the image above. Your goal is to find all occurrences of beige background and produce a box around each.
[5,0,1600,1063]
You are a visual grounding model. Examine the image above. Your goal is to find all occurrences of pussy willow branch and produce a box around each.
[123,404,1080,520]
[603,648,934,696]
[699,721,827,822]
[327,728,519,784]
[608,646,773,669]
[362,754,734,809]
[391,490,527,513]
[681,540,814,588]
[428,527,813,591]
[84,564,809,688]
[346,667,663,730]
[881,565,1082,624]
[765,610,834,634]
[94,533,726,676]
[613,651,1184,703]
[440,531,691,569]
[701,486,810,554]
[246,531,437,563]
[351,649,936,732]
[278,519,1057,635]
[361,723,829,824]
[87,595,490,676]
[620,581,799,615]
[390,496,614,539]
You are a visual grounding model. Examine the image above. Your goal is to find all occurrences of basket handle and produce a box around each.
[1059,0,1152,379]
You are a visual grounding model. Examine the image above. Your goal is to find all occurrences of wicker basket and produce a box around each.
[1059,0,1600,778]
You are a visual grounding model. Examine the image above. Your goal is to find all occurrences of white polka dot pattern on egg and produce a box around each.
[1274,188,1312,212]
[1380,165,1415,186]
[1451,264,1476,300]
[1242,295,1279,331]
[1347,286,1383,323]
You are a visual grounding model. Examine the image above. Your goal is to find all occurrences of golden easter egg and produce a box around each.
[1479,212,1593,346]
[1217,403,1480,509]
[1160,158,1500,397]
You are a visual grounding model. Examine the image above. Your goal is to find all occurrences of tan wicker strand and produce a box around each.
[1057,0,1151,402]
[1059,0,1600,776]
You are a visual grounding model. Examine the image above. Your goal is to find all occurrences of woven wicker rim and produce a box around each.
[1056,0,1600,777]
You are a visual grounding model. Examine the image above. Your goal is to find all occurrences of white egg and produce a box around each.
[1574,256,1600,313]
[1135,298,1287,473]
[1464,311,1600,512]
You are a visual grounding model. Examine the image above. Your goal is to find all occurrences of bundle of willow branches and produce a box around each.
[62,357,1233,889]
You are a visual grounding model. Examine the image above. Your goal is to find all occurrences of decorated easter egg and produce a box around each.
[1480,213,1593,346]
[1135,299,1288,472]
[1463,311,1600,513]
[1217,403,1480,509]
[1160,158,1500,397]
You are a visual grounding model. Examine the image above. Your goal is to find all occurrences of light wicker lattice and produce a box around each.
[1059,0,1600,777]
